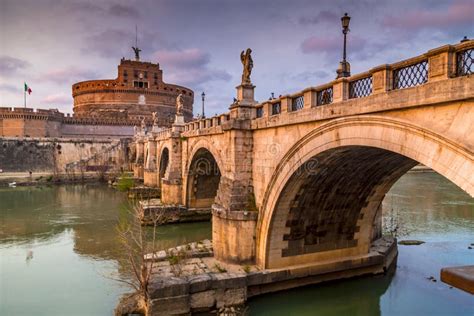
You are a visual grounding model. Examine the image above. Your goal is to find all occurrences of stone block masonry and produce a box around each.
[125,237,397,315]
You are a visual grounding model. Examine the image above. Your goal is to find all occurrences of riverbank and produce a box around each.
[116,237,397,315]
[0,171,115,187]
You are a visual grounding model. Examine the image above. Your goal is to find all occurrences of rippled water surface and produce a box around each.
[0,172,473,315]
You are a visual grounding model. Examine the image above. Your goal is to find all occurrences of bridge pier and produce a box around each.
[211,84,260,264]
[143,136,158,187]
[160,122,185,205]
[133,138,144,179]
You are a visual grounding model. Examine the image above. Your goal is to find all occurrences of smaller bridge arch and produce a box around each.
[185,141,224,209]
[158,146,170,188]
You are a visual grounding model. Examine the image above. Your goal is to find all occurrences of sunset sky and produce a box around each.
[0,0,472,115]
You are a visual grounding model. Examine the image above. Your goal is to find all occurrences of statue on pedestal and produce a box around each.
[132,46,141,61]
[176,94,184,116]
[240,48,253,85]
[140,117,146,134]
[151,112,160,132]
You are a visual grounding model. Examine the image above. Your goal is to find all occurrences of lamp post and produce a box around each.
[336,13,351,78]
[201,92,206,118]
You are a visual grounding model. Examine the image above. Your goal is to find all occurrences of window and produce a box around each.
[256,107,263,118]
[133,81,149,88]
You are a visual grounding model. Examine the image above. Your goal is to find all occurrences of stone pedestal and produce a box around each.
[151,124,161,133]
[235,84,256,105]
[175,114,185,125]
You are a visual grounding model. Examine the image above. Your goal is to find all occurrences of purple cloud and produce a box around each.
[153,49,231,86]
[109,4,140,18]
[84,29,133,57]
[0,83,19,93]
[42,93,71,104]
[301,35,367,55]
[40,67,100,84]
[299,10,339,25]
[383,2,474,30]
[154,49,211,68]
[0,56,30,75]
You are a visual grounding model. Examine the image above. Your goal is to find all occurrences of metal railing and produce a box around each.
[393,60,428,90]
[291,96,304,111]
[317,87,333,106]
[272,102,281,115]
[457,48,473,76]
[349,76,372,99]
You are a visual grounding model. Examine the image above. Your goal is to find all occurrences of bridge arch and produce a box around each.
[158,146,170,187]
[256,116,474,269]
[185,140,224,209]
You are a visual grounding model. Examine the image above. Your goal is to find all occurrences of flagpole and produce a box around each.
[24,82,26,108]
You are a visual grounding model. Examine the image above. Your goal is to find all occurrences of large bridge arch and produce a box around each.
[185,139,225,209]
[256,116,474,269]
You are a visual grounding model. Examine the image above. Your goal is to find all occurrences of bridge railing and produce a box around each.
[252,40,473,121]
[183,112,230,133]
[348,71,373,99]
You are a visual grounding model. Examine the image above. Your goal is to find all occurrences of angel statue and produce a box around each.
[151,112,158,125]
[176,94,184,116]
[140,117,146,134]
[132,46,141,61]
[240,48,253,85]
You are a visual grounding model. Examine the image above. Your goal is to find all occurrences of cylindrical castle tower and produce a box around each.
[72,55,193,126]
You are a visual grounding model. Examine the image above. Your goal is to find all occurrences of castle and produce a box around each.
[0,49,194,138]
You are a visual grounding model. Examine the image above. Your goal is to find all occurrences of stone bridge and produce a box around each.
[133,41,473,273]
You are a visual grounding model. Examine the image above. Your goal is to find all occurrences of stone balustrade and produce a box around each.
[252,40,473,121]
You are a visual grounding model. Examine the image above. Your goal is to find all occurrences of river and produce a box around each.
[0,172,473,315]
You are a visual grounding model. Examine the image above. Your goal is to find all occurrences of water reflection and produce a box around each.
[0,184,211,315]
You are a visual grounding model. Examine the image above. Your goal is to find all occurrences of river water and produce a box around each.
[0,172,473,315]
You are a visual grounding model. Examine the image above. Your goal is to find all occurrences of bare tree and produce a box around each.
[114,200,164,316]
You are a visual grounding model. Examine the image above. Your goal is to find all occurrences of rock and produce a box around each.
[114,293,147,316]
[398,240,425,245]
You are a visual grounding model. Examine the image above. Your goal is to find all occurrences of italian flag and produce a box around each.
[24,82,32,94]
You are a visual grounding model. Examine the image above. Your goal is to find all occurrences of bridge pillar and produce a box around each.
[160,121,184,205]
[212,84,259,264]
[133,138,144,179]
[143,136,157,187]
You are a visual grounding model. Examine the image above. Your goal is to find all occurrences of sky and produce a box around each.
[0,0,472,116]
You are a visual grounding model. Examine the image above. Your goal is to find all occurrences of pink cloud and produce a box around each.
[383,2,474,30]
[42,93,71,104]
[41,67,99,84]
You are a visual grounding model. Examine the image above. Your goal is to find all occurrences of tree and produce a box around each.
[114,200,164,316]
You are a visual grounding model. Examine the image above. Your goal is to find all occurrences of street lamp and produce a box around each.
[201,92,206,118]
[336,13,351,78]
